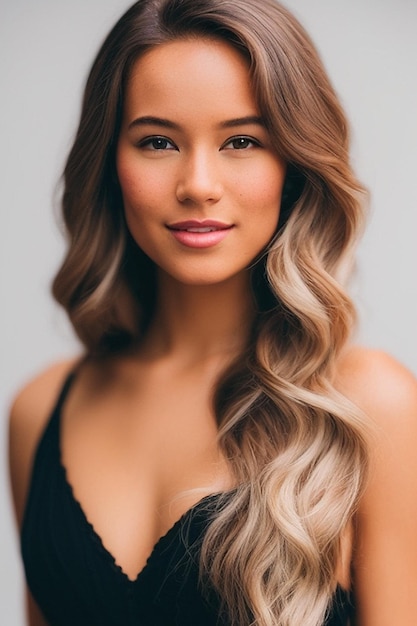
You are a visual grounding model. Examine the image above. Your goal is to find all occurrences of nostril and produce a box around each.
[175,180,223,205]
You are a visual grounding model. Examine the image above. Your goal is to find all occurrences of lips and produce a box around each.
[167,220,234,248]
[167,220,232,232]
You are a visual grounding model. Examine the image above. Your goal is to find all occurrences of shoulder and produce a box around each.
[336,347,417,622]
[335,345,417,497]
[335,345,417,429]
[8,358,80,527]
[9,359,80,446]
[335,345,417,482]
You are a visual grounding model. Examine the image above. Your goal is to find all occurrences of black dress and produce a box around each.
[21,373,353,625]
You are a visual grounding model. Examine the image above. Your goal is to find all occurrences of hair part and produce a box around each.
[52,1,369,624]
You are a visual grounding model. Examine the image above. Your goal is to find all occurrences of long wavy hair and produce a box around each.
[53,1,369,624]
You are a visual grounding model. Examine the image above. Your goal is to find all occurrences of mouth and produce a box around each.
[166,220,234,249]
[167,220,233,232]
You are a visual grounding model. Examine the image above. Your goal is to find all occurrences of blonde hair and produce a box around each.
[52,1,368,624]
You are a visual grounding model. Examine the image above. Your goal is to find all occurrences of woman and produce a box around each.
[9,0,417,625]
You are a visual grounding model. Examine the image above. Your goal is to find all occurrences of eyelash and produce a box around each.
[222,136,261,150]
[137,135,261,151]
[138,136,177,151]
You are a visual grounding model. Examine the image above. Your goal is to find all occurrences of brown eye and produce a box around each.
[139,136,177,150]
[232,137,252,149]
[222,136,260,150]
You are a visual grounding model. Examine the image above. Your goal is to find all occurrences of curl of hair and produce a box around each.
[52,1,369,624]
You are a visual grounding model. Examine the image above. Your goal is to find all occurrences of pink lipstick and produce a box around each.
[167,220,233,248]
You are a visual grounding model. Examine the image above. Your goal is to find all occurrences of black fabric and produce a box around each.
[21,373,353,625]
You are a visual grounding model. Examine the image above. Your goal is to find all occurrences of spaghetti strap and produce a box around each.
[52,368,78,417]
[19,364,81,546]
[32,364,81,452]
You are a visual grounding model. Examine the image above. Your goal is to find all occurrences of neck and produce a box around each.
[141,270,256,364]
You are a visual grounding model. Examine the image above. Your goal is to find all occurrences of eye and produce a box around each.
[222,136,261,150]
[138,136,178,151]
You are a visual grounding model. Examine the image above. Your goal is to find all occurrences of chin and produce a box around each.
[159,265,249,288]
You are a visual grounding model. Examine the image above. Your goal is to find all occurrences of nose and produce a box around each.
[175,149,223,205]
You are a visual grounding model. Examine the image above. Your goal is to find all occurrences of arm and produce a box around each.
[338,349,417,625]
[8,360,77,626]
[26,591,49,626]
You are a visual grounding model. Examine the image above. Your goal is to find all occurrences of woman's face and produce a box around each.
[117,37,286,287]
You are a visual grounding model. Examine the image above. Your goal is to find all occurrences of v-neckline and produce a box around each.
[54,375,231,585]
[58,456,222,585]
[53,368,230,585]
[55,382,225,585]
[57,461,351,620]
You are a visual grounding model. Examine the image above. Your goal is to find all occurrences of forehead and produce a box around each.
[123,38,259,122]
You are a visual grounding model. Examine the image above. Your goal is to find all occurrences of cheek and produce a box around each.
[117,163,150,209]
[116,156,170,260]
[116,167,151,249]
[116,149,171,213]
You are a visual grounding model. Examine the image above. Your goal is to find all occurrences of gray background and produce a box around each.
[1,1,416,623]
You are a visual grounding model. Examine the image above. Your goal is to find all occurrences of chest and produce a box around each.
[60,372,231,580]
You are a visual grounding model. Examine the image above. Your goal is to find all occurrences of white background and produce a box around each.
[1,1,416,623]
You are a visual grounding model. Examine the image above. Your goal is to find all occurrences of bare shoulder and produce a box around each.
[335,345,417,429]
[335,345,417,486]
[337,346,417,623]
[8,358,80,528]
[10,359,79,425]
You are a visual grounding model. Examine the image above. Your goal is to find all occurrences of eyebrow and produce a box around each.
[128,115,265,131]
[219,115,264,129]
[128,116,180,130]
